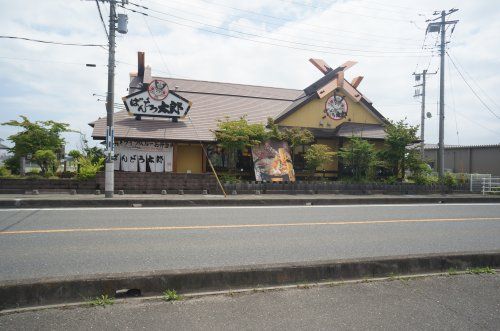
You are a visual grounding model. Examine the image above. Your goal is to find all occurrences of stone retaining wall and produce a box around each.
[0,172,219,194]
[0,174,469,195]
[222,181,469,195]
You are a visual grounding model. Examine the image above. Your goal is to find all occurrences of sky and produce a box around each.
[0,0,499,151]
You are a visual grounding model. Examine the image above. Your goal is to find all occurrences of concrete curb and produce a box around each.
[1,195,500,208]
[1,251,498,310]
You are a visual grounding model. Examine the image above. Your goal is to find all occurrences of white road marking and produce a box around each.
[0,203,499,212]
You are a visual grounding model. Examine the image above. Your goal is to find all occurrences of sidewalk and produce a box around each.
[0,192,499,208]
[1,273,498,330]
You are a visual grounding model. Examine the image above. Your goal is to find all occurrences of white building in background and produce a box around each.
[0,141,10,166]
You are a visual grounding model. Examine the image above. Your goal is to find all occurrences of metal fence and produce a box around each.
[470,174,491,193]
[481,176,500,195]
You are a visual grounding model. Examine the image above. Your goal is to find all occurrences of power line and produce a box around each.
[138,0,420,50]
[279,0,409,22]
[142,0,420,44]
[448,52,500,109]
[122,6,434,58]
[95,0,109,38]
[357,0,421,12]
[209,0,408,22]
[143,15,173,76]
[446,54,460,145]
[136,4,429,55]
[446,51,500,120]
[0,55,105,66]
[0,35,106,47]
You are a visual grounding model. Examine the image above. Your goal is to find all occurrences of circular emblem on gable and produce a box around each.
[148,79,169,100]
[325,95,348,120]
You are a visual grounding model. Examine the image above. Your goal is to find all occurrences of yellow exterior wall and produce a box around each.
[176,144,203,173]
[278,91,381,129]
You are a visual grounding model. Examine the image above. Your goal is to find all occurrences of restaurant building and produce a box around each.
[90,56,388,179]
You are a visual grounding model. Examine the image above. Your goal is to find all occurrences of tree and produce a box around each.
[68,150,82,160]
[33,150,57,175]
[267,118,314,161]
[337,136,378,182]
[2,116,71,174]
[380,119,420,181]
[213,116,269,169]
[303,144,335,178]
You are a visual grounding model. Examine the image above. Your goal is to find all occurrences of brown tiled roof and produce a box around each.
[91,78,302,142]
[91,73,387,142]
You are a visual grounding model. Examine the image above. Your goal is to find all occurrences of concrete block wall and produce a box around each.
[96,172,219,194]
[222,181,469,195]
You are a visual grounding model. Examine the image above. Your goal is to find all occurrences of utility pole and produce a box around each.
[104,0,117,198]
[413,69,437,159]
[85,0,127,197]
[426,9,458,178]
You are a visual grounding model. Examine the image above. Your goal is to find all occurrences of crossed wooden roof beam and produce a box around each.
[309,58,366,103]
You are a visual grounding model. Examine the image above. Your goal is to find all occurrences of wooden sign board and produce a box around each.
[122,79,192,118]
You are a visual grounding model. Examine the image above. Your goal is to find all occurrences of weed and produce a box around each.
[387,272,398,281]
[88,294,114,307]
[163,289,182,301]
[296,284,311,289]
[448,268,459,275]
[466,267,496,275]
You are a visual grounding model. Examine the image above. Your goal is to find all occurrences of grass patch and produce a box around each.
[296,284,311,289]
[88,294,114,307]
[466,267,496,275]
[163,289,182,301]
[448,268,459,275]
[387,272,398,281]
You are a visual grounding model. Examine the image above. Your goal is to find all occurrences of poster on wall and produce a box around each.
[251,140,295,182]
[113,141,173,172]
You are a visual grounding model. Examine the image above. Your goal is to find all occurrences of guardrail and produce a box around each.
[482,177,500,195]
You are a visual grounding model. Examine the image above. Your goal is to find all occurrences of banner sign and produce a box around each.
[251,140,295,182]
[113,140,173,172]
[122,79,191,118]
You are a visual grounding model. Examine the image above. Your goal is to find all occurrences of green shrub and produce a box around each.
[0,166,11,177]
[77,156,104,180]
[304,144,335,177]
[220,173,241,183]
[384,176,398,184]
[33,149,58,175]
[441,171,458,187]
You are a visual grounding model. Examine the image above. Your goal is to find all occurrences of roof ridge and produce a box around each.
[150,75,302,92]
[176,90,298,101]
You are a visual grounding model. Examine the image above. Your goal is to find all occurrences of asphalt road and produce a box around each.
[0,203,499,281]
[1,274,498,330]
